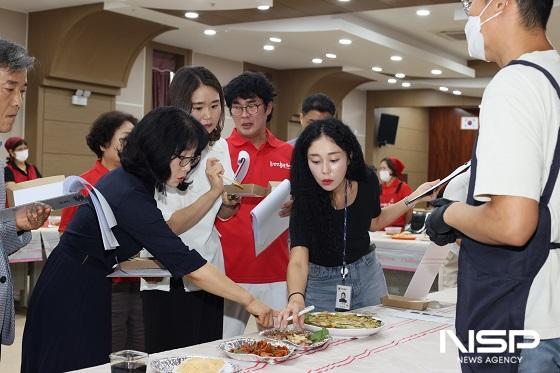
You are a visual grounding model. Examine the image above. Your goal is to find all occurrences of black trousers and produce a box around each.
[141,278,224,354]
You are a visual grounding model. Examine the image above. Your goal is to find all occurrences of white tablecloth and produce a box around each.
[74,289,460,373]
[370,231,432,272]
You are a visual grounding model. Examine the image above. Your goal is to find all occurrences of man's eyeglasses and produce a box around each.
[461,0,472,15]
[175,154,201,168]
[230,103,264,117]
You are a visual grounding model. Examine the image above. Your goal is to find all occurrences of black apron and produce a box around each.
[457,60,560,372]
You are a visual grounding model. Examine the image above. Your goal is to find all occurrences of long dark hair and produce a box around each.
[168,66,225,144]
[120,106,208,193]
[291,118,369,253]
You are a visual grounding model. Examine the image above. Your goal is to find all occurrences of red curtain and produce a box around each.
[152,50,178,109]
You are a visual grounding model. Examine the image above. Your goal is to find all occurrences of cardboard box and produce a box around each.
[224,181,282,198]
[381,294,430,311]
[6,175,65,208]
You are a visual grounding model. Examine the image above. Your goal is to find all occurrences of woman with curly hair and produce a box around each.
[278,118,437,327]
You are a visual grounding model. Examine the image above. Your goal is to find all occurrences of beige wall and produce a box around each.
[0,8,28,158]
[116,48,146,120]
[192,52,243,138]
[372,107,430,190]
[341,89,367,152]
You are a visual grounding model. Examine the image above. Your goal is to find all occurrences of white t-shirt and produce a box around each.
[141,138,235,292]
[475,50,560,339]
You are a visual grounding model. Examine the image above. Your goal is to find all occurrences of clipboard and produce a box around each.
[407,161,471,205]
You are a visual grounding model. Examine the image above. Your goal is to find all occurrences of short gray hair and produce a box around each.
[0,38,36,71]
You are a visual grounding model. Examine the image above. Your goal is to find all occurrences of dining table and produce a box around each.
[73,288,460,372]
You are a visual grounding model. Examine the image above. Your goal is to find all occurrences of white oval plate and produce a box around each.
[304,312,385,338]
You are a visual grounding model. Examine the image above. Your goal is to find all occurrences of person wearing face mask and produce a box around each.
[277,118,438,326]
[4,136,42,188]
[426,1,559,371]
[378,157,412,228]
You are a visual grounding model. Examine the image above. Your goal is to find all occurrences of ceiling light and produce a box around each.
[338,0,351,2]
[269,37,282,43]
[388,78,397,84]
[203,29,216,36]
[395,73,406,79]
[257,5,270,10]
[312,58,323,64]
[453,90,462,95]
[416,9,431,16]
[390,55,403,61]
[431,69,443,75]
[338,38,352,45]
[325,53,337,59]
[439,86,449,92]
[402,82,411,88]
[371,66,383,72]
[184,12,199,19]
[263,45,275,51]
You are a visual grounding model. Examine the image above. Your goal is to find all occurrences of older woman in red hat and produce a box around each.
[378,157,412,228]
[4,136,42,186]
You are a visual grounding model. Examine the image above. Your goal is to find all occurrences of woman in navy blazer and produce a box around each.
[21,107,276,372]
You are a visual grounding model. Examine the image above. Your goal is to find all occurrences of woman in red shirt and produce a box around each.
[59,111,140,353]
[4,136,42,184]
[379,157,413,228]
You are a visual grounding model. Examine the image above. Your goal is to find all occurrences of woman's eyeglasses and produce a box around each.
[230,103,264,117]
[462,0,472,15]
[175,154,201,168]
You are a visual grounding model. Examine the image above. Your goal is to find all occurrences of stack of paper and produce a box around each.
[251,179,291,256]
[64,176,119,251]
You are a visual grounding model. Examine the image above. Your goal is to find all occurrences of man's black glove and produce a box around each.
[425,198,458,246]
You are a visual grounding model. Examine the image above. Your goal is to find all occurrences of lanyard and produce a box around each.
[341,179,349,283]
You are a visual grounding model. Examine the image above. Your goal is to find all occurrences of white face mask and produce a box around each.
[379,170,392,182]
[464,0,503,61]
[14,149,28,162]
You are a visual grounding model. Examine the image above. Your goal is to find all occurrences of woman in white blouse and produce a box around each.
[141,66,240,352]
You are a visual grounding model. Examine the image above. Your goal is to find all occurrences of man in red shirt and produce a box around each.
[217,72,292,337]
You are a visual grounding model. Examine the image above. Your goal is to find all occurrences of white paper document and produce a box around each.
[64,176,120,251]
[250,179,291,256]
[407,161,471,205]
[404,242,452,299]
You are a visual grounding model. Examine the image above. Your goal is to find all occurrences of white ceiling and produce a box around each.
[2,0,560,98]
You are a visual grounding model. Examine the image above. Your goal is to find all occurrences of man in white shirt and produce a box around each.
[426,1,559,371]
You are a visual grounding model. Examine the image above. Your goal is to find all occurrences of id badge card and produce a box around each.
[335,284,352,311]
